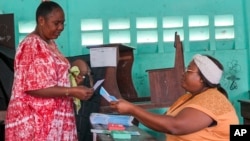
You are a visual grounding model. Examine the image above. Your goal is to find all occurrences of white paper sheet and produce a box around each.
[90,47,117,67]
[93,79,104,91]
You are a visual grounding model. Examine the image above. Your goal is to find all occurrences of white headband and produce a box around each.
[193,54,222,84]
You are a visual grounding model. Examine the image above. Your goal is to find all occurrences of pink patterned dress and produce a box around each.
[5,34,78,141]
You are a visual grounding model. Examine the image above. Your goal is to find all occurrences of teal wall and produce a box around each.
[1,0,250,139]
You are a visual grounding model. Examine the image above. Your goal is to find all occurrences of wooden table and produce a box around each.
[238,99,250,125]
[92,124,157,141]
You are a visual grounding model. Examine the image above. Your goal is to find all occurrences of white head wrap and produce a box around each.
[193,54,222,84]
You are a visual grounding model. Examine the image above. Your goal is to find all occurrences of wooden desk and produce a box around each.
[92,124,157,141]
[238,99,250,125]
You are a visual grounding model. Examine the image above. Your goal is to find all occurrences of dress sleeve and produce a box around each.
[15,38,58,91]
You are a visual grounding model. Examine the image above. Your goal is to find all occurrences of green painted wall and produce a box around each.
[1,0,249,139]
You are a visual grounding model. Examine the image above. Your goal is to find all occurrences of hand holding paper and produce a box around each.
[99,87,118,102]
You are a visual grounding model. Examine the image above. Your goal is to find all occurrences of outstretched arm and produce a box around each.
[110,99,213,135]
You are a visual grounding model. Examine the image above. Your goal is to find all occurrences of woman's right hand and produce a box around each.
[70,86,94,100]
[110,99,135,114]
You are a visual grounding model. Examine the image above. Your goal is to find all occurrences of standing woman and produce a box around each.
[5,1,94,140]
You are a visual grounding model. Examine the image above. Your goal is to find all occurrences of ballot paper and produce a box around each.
[93,79,104,91]
[90,113,134,126]
[99,86,118,102]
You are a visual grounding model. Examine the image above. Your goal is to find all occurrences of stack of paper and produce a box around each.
[90,113,134,126]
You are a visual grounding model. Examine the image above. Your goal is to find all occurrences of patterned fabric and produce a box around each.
[5,34,78,141]
[166,88,239,141]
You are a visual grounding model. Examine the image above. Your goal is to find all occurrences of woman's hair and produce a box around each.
[198,55,228,98]
[35,1,62,23]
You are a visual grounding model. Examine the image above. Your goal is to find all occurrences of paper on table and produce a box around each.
[99,86,118,102]
[93,79,104,91]
[91,129,140,135]
[90,113,134,126]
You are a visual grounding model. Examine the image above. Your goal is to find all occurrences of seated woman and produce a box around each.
[110,54,239,141]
